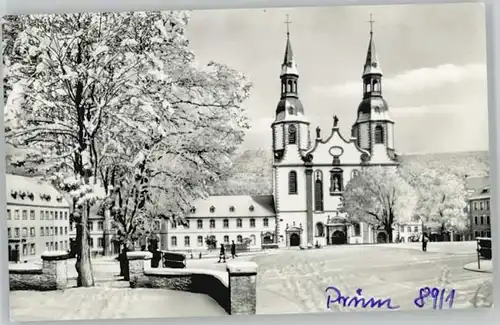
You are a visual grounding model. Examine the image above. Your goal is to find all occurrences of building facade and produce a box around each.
[6,174,71,262]
[468,184,491,238]
[270,23,398,248]
[162,195,276,251]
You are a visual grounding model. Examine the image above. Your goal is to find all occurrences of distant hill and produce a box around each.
[208,149,490,196]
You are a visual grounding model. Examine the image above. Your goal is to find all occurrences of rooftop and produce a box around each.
[6,174,70,208]
[189,195,275,218]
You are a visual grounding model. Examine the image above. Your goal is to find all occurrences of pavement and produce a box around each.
[251,243,493,315]
[9,242,493,321]
[463,260,493,273]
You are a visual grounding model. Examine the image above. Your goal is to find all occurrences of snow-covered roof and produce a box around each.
[6,174,70,208]
[188,195,275,218]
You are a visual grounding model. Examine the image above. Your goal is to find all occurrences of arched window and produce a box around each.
[329,168,344,194]
[171,236,177,247]
[288,170,298,194]
[237,235,243,243]
[314,170,324,211]
[250,218,256,228]
[236,218,242,228]
[197,219,203,229]
[315,222,324,237]
[372,79,379,92]
[287,80,293,92]
[288,124,297,144]
[223,219,229,228]
[374,125,384,144]
[209,219,216,228]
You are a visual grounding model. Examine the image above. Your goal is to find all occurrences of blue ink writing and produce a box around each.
[325,287,400,310]
[413,287,456,310]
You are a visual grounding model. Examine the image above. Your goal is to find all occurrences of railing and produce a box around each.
[476,237,492,270]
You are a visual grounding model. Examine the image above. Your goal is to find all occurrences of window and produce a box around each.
[40,211,44,220]
[65,241,68,250]
[474,202,478,210]
[14,210,19,220]
[30,210,35,220]
[329,169,344,194]
[263,218,269,227]
[22,227,28,237]
[190,207,196,213]
[229,206,235,212]
[50,211,54,219]
[374,125,384,144]
[88,222,94,231]
[65,227,68,235]
[23,244,28,256]
[288,171,298,194]
[480,202,484,210]
[481,216,484,225]
[7,209,11,220]
[60,241,63,250]
[50,227,54,236]
[486,201,490,210]
[7,228,11,238]
[210,206,215,213]
[88,238,93,248]
[55,227,58,236]
[316,222,325,237]
[98,238,104,248]
[400,226,404,232]
[171,221,177,229]
[46,242,50,251]
[237,235,243,243]
[70,223,73,232]
[288,124,297,144]
[197,236,203,246]
[224,236,229,244]
[55,242,59,250]
[184,220,190,229]
[353,223,361,236]
[237,218,242,228]
[65,212,68,220]
[250,218,256,228]
[250,235,256,245]
[22,210,28,220]
[487,216,490,225]
[407,226,411,232]
[209,219,216,228]
[184,236,190,247]
[30,244,35,255]
[55,211,58,220]
[314,170,324,211]
[40,227,44,236]
[50,242,54,250]
[197,219,203,229]
[60,226,63,235]
[98,221,104,231]
[30,227,35,237]
[249,205,255,212]
[15,228,20,238]
[413,226,418,232]
[486,231,491,238]
[223,219,229,228]
[171,236,177,247]
[475,216,478,225]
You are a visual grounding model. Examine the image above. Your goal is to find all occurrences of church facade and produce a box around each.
[162,22,400,251]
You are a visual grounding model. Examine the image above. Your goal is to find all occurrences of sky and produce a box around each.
[186,2,488,155]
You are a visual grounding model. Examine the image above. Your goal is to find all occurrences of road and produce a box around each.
[251,243,492,315]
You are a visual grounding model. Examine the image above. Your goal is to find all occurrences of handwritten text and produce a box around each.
[325,287,400,310]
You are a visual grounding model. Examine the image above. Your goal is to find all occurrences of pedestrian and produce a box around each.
[422,233,429,252]
[218,243,226,263]
[231,240,237,259]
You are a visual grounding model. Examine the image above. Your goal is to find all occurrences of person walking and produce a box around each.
[422,233,429,252]
[231,240,237,259]
[218,243,226,263]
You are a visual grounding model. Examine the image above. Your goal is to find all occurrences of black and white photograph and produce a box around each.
[3,2,493,322]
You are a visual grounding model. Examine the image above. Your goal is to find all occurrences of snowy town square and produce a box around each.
[3,2,494,322]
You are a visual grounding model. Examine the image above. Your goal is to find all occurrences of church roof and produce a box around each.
[189,195,276,218]
[6,174,71,208]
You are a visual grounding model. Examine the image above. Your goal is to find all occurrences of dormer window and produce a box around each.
[249,205,255,212]
[482,187,490,194]
[190,207,196,213]
[28,192,34,201]
[229,206,235,212]
[11,190,17,199]
[209,206,215,213]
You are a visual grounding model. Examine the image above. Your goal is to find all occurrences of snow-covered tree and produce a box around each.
[342,166,418,243]
[4,11,251,286]
[400,163,468,237]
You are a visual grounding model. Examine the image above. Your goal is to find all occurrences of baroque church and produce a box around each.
[159,19,401,251]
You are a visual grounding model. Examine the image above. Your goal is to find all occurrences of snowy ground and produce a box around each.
[9,242,492,321]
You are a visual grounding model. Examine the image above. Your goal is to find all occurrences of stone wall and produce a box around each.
[9,251,69,291]
[127,252,258,315]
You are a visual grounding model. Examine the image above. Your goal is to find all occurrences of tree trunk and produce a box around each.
[76,203,95,287]
[384,224,393,243]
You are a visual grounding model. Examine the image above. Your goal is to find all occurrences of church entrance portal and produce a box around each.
[377,232,388,243]
[331,230,346,245]
[290,233,301,247]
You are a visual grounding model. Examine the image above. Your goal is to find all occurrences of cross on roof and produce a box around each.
[285,14,292,35]
[368,13,375,34]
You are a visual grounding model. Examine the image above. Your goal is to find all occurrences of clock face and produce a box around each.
[371,62,377,68]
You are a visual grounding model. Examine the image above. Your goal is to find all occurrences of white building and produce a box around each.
[6,174,71,262]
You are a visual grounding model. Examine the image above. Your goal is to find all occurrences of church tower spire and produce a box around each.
[280,14,299,99]
[351,14,397,162]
